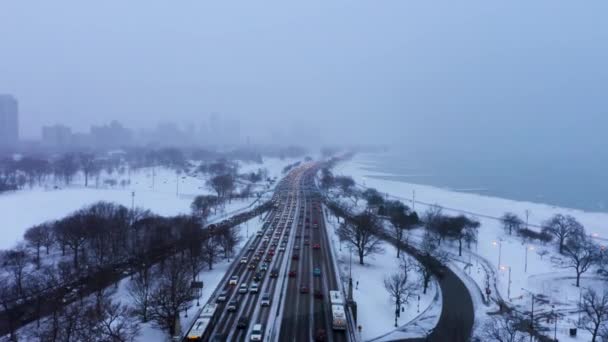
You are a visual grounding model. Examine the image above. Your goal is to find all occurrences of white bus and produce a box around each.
[329,290,347,330]
[186,304,218,341]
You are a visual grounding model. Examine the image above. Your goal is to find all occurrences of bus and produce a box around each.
[329,290,347,330]
[186,303,219,341]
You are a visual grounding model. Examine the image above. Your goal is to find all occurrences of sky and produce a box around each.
[1,0,607,153]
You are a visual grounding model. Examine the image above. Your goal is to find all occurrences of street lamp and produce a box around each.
[492,239,503,270]
[500,265,512,299]
[521,287,536,342]
[525,245,535,273]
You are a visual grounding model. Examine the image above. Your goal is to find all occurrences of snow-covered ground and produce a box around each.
[335,154,608,341]
[0,157,295,250]
[324,205,440,341]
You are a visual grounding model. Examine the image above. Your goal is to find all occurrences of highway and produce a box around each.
[185,163,352,342]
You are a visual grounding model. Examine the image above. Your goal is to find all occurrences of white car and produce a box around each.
[249,283,259,294]
[260,293,270,307]
[250,324,263,341]
[229,276,239,286]
[240,257,248,264]
[239,283,248,294]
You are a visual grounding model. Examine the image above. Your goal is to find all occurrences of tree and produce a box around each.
[442,215,480,256]
[149,256,193,336]
[556,237,600,287]
[2,246,31,296]
[481,315,526,342]
[415,232,448,294]
[362,188,385,208]
[54,213,88,269]
[201,233,222,270]
[423,205,446,245]
[191,195,220,220]
[54,153,79,185]
[216,225,242,259]
[542,214,585,253]
[580,288,608,342]
[501,212,523,235]
[386,200,419,257]
[384,271,415,327]
[207,174,235,200]
[79,153,101,187]
[337,212,384,265]
[24,223,53,268]
[128,269,154,322]
[96,296,141,342]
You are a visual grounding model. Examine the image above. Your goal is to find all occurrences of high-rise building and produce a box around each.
[0,94,19,148]
[42,124,73,148]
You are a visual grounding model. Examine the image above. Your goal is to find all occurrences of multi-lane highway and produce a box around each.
[185,163,352,342]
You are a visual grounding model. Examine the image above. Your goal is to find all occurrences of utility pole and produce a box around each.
[412,190,416,211]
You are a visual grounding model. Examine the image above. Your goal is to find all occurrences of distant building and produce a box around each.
[90,120,132,148]
[42,124,73,148]
[0,94,19,148]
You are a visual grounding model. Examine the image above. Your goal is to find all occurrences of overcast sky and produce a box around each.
[1,1,606,153]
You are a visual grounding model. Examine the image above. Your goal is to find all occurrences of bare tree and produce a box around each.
[53,213,88,269]
[127,269,154,322]
[191,195,219,220]
[79,153,101,188]
[207,174,235,200]
[216,225,242,259]
[24,224,53,268]
[386,200,419,257]
[481,315,526,342]
[148,256,193,336]
[580,288,608,342]
[542,214,585,253]
[556,237,600,287]
[53,153,79,185]
[443,215,480,256]
[96,297,141,342]
[2,245,31,296]
[423,204,445,245]
[501,212,523,235]
[384,271,415,327]
[415,232,448,294]
[337,212,384,265]
[201,234,223,270]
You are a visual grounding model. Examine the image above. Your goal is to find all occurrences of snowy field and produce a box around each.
[335,154,608,341]
[324,205,440,341]
[0,157,295,250]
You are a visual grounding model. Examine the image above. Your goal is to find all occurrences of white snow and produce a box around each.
[0,157,295,250]
[335,153,608,341]
[324,206,440,341]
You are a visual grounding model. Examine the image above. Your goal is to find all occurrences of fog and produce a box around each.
[1,0,607,154]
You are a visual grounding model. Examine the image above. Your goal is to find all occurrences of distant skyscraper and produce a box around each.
[0,94,19,148]
[42,124,73,148]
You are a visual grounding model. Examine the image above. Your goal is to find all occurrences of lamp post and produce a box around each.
[525,245,534,273]
[522,288,536,342]
[492,239,503,270]
[500,265,511,299]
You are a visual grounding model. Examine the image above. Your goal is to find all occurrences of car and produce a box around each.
[248,263,257,270]
[270,269,279,278]
[315,329,326,341]
[294,245,300,250]
[300,285,309,294]
[313,268,321,277]
[250,323,264,341]
[227,300,238,312]
[314,289,323,299]
[268,250,275,256]
[229,276,239,286]
[253,255,261,262]
[260,263,269,271]
[248,246,255,251]
[260,293,271,307]
[264,256,272,263]
[288,270,297,278]
[239,283,248,294]
[292,254,299,260]
[216,290,229,303]
[240,257,248,264]
[237,316,249,329]
[253,272,262,282]
[256,231,263,237]
[250,283,259,294]
[312,243,320,249]
[304,240,310,246]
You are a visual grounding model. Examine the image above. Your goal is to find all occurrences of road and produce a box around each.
[188,164,352,341]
